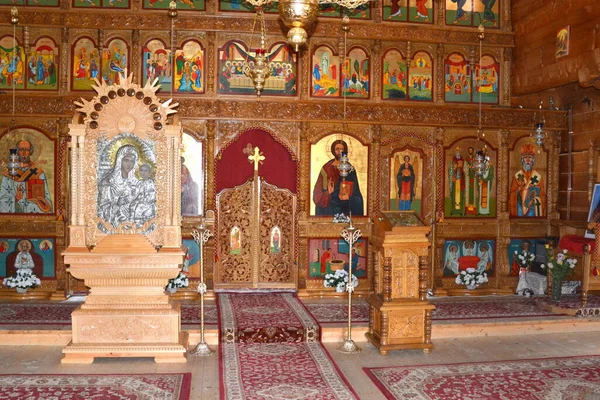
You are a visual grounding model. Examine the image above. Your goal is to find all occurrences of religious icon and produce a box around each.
[308,238,367,278]
[443,239,495,277]
[390,148,423,214]
[1,238,55,278]
[0,129,55,214]
[310,134,368,217]
[230,226,241,255]
[508,140,547,218]
[444,139,496,218]
[270,226,281,254]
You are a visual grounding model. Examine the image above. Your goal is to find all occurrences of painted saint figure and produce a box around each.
[509,144,546,217]
[97,145,140,229]
[0,139,53,214]
[396,155,415,211]
[444,244,460,275]
[181,158,199,216]
[477,148,494,215]
[448,146,465,215]
[312,140,364,217]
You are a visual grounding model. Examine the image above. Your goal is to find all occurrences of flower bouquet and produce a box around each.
[514,249,535,271]
[324,269,358,293]
[542,246,577,301]
[3,268,41,292]
[455,268,488,289]
[166,271,189,292]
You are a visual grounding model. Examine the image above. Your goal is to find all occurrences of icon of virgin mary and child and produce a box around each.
[97,144,156,230]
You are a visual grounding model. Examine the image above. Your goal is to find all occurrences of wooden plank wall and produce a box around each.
[512,0,600,224]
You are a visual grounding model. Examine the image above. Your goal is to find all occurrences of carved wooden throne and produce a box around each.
[62,73,186,363]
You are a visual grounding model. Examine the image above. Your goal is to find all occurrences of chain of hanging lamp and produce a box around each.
[472,24,488,177]
[7,6,20,177]
[168,1,177,99]
[337,15,352,179]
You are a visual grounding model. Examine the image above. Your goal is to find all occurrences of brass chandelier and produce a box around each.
[244,0,371,51]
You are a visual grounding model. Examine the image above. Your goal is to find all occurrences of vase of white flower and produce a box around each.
[323,269,358,293]
[166,271,189,294]
[455,268,488,289]
[2,268,41,293]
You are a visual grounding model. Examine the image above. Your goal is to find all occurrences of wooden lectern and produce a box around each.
[366,211,434,355]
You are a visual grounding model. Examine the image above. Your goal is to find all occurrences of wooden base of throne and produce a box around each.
[62,234,187,364]
[62,302,188,364]
[62,334,188,364]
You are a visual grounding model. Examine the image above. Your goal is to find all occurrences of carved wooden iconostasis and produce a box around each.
[0,0,573,300]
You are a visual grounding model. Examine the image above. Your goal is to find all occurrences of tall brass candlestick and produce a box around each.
[338,216,362,354]
[190,221,214,356]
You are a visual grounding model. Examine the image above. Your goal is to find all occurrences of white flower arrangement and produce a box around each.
[515,249,535,269]
[166,271,189,290]
[3,268,41,290]
[324,269,358,293]
[455,267,488,289]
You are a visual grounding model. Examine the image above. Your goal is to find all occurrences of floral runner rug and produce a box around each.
[302,300,370,326]
[0,373,191,399]
[217,292,319,343]
[430,295,566,320]
[364,355,600,400]
[221,342,358,400]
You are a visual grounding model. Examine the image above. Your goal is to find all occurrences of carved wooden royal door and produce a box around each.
[215,173,297,290]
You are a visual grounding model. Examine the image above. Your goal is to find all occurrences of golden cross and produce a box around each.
[248,146,265,172]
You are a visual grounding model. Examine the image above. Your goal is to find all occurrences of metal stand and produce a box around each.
[338,216,362,354]
[189,221,215,356]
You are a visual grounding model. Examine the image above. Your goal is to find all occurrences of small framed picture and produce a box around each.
[556,26,570,59]
[585,183,600,238]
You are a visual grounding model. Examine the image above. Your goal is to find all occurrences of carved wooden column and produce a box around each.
[298,122,309,215]
[502,48,512,107]
[502,0,512,32]
[300,41,310,100]
[436,43,444,104]
[23,26,29,57]
[60,27,69,95]
[436,0,445,27]
[372,40,381,100]
[205,120,216,211]
[371,124,382,215]
[206,32,216,95]
[132,29,141,85]
[499,129,510,216]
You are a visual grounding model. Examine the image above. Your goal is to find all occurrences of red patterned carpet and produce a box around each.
[431,295,565,320]
[0,373,191,399]
[221,342,358,400]
[217,292,318,343]
[364,356,600,400]
[304,301,369,325]
[0,302,219,326]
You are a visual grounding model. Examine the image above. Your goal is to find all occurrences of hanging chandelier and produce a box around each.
[532,100,546,147]
[245,0,371,51]
[473,24,488,177]
[243,7,272,97]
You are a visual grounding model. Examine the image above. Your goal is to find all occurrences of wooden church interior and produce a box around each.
[0,0,600,397]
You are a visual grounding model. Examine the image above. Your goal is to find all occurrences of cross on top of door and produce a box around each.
[248,146,265,172]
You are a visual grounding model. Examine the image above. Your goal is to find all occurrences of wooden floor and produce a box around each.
[1,331,599,399]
